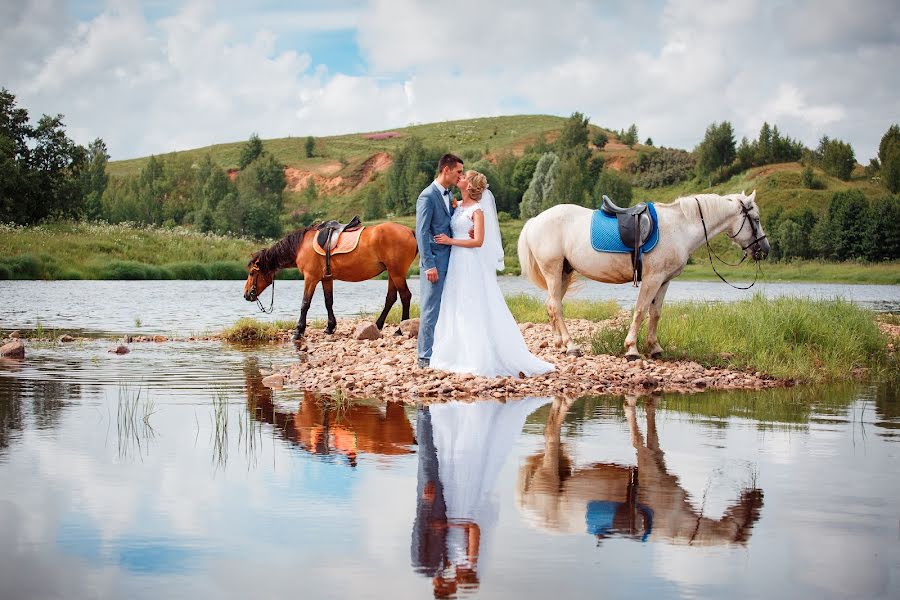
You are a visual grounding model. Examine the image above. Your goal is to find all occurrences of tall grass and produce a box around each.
[116,383,156,460]
[592,295,891,382]
[220,317,298,342]
[378,294,619,326]
[211,386,229,470]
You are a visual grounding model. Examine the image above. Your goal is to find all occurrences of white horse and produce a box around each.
[517,191,769,359]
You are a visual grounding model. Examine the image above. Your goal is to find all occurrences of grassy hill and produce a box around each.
[2,115,895,283]
[107,115,574,177]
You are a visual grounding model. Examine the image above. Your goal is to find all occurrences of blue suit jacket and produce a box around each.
[415,183,454,272]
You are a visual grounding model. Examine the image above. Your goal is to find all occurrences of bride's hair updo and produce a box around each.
[465,170,488,201]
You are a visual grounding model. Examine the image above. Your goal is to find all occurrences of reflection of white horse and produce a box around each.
[517,192,770,359]
[517,397,765,546]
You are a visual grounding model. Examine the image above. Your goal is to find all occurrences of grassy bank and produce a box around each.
[592,295,893,382]
[223,296,894,385]
[2,220,897,283]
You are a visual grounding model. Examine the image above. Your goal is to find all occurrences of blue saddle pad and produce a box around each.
[585,500,654,542]
[590,202,659,254]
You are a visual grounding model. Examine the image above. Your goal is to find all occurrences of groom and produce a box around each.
[415,153,464,368]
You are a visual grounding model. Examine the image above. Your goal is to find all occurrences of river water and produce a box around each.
[1,279,899,336]
[0,340,897,599]
[1,280,898,598]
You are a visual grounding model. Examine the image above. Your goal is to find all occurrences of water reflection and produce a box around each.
[244,358,416,465]
[518,397,764,546]
[411,398,551,598]
[0,374,80,455]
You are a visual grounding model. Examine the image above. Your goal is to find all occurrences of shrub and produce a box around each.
[208,261,247,280]
[166,261,210,279]
[0,264,11,280]
[98,260,174,280]
[594,169,633,207]
[801,165,825,190]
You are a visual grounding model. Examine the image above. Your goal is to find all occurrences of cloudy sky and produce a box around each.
[2,0,898,160]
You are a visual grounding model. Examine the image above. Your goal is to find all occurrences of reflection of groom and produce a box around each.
[415,153,463,369]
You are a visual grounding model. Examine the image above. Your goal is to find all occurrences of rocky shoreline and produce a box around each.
[258,318,789,401]
[6,318,896,401]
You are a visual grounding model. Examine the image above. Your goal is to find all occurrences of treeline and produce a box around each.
[1,88,107,224]
[1,89,287,238]
[365,112,627,221]
[101,135,285,238]
[766,190,900,261]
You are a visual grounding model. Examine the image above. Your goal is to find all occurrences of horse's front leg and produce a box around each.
[322,278,337,334]
[374,277,398,330]
[624,278,664,361]
[646,280,671,359]
[293,275,318,341]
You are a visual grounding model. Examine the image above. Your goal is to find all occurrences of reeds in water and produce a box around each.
[116,383,156,460]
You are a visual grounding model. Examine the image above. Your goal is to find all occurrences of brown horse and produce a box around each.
[243,222,418,339]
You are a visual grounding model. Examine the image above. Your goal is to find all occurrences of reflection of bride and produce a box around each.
[430,170,554,378]
[517,397,764,546]
[411,398,551,597]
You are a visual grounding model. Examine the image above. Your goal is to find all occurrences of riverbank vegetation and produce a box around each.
[3,88,899,282]
[591,295,893,383]
[222,296,894,384]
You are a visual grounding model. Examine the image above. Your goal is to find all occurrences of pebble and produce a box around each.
[259,318,788,402]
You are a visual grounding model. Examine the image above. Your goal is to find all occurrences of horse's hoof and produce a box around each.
[650,351,663,360]
[625,353,641,362]
[393,328,403,337]
[324,328,335,335]
[565,347,582,357]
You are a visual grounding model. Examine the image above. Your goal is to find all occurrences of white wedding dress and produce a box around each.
[430,195,555,378]
[429,397,552,570]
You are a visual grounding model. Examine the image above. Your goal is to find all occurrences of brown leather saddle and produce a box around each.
[600,195,653,285]
[315,215,362,278]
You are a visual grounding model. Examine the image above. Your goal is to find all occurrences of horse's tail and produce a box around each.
[518,218,548,291]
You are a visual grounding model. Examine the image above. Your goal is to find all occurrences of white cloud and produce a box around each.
[1,0,896,160]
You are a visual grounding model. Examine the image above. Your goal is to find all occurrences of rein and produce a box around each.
[251,271,276,314]
[694,197,761,290]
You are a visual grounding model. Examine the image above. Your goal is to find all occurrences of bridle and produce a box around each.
[695,197,765,290]
[728,200,768,256]
[248,264,275,314]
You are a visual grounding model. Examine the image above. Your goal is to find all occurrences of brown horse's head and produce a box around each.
[244,254,275,302]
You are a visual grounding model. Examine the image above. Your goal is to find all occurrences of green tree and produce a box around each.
[305,135,316,158]
[644,137,653,147]
[238,133,264,169]
[621,124,638,147]
[520,152,559,218]
[79,138,108,220]
[0,88,32,223]
[553,147,593,208]
[363,184,385,220]
[756,122,773,165]
[866,195,900,260]
[695,121,736,177]
[592,130,609,149]
[511,154,540,198]
[817,136,855,181]
[826,189,869,259]
[556,112,590,152]
[734,136,756,170]
[385,137,443,215]
[594,169,633,207]
[878,124,900,193]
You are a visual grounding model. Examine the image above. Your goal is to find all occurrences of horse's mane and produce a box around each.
[668,193,742,222]
[249,224,317,272]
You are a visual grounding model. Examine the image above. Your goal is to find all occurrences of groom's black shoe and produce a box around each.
[417,358,430,369]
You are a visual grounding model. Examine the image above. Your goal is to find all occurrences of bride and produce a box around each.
[429,170,555,378]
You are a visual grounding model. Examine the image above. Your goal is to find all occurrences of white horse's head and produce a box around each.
[727,190,770,261]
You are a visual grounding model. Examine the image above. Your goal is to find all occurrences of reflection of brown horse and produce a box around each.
[243,222,418,340]
[244,360,415,465]
[518,397,764,545]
